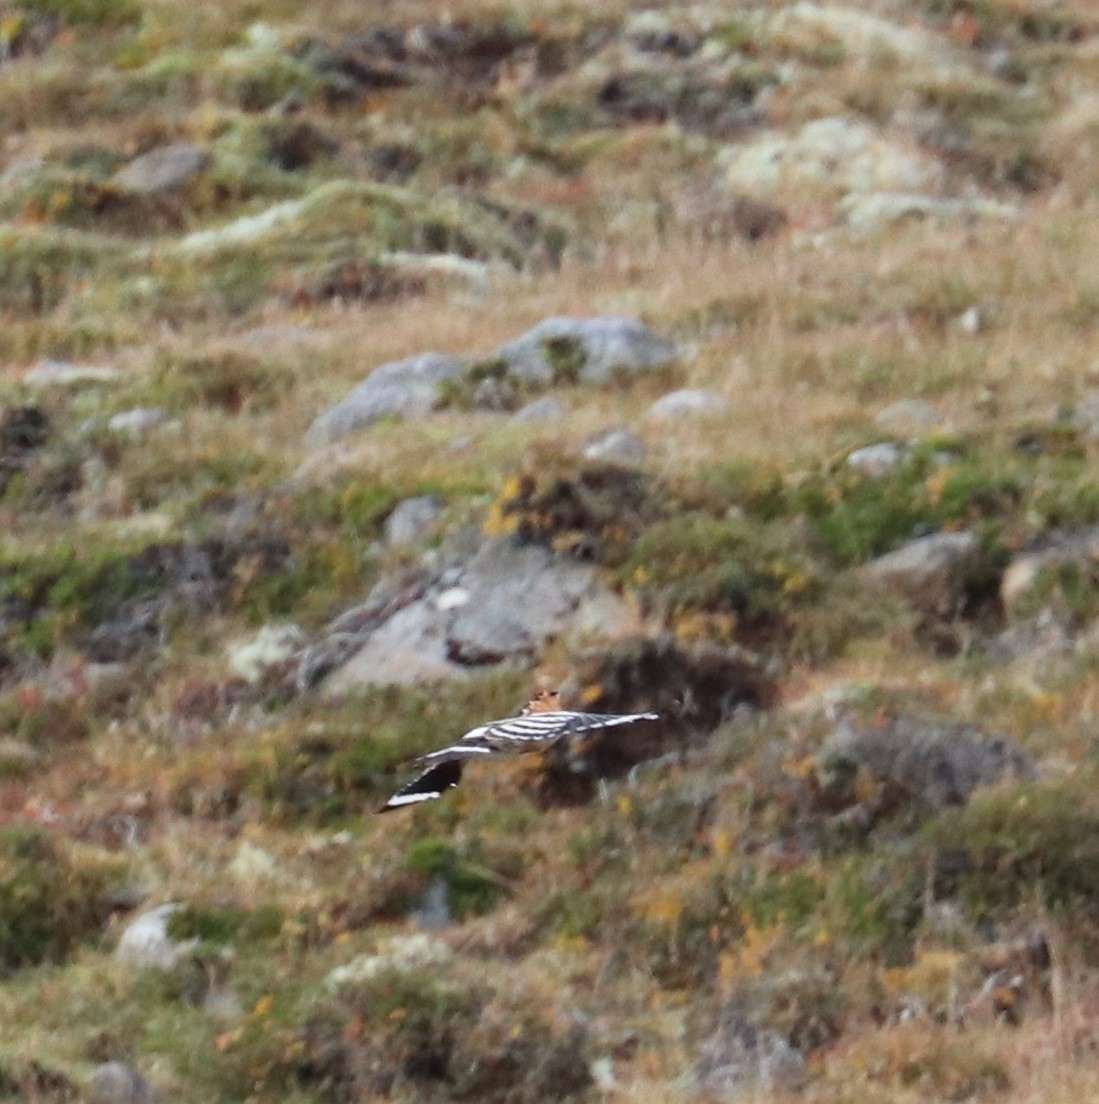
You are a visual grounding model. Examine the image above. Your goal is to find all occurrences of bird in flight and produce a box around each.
[378,690,659,812]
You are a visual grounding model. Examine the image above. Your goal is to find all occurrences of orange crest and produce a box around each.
[522,689,561,714]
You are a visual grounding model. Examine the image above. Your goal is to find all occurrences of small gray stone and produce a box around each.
[385,495,442,548]
[115,903,185,970]
[511,396,566,424]
[958,306,983,335]
[646,388,725,420]
[582,428,645,464]
[108,408,167,438]
[305,352,464,446]
[112,143,209,194]
[228,624,305,684]
[846,441,902,477]
[89,1062,154,1104]
[411,874,453,931]
[24,359,123,387]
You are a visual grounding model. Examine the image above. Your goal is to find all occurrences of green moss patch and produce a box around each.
[927,771,1099,920]
[0,828,123,970]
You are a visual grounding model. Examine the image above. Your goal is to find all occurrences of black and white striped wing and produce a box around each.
[455,709,660,754]
[378,760,463,812]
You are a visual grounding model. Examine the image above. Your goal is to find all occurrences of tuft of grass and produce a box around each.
[0,828,122,970]
[402,837,511,920]
[166,902,283,947]
[926,771,1099,921]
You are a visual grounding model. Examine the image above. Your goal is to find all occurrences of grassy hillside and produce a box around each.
[4,0,1099,1101]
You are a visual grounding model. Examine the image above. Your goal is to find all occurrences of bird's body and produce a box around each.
[379,691,658,811]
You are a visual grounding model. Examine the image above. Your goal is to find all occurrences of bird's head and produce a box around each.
[522,688,561,714]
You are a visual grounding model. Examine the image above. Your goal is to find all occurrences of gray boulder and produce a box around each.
[491,316,682,386]
[324,599,462,691]
[385,495,442,547]
[305,352,463,446]
[1068,391,1099,438]
[112,143,209,194]
[321,537,640,692]
[859,530,981,614]
[819,714,1033,810]
[305,318,681,446]
[447,539,602,664]
[89,1062,155,1104]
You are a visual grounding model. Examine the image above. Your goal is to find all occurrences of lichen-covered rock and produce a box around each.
[320,537,642,692]
[24,359,123,387]
[111,143,209,195]
[323,599,465,690]
[818,714,1033,811]
[723,117,940,199]
[446,539,607,664]
[325,933,453,989]
[859,530,981,614]
[305,352,463,446]
[227,624,304,683]
[306,316,681,444]
[490,316,682,386]
[107,407,168,438]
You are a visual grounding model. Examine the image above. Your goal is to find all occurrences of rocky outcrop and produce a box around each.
[305,353,464,446]
[859,530,982,614]
[311,536,643,692]
[818,714,1033,813]
[305,316,683,445]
